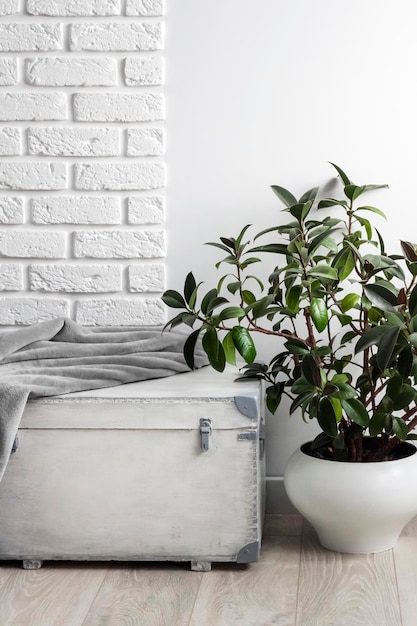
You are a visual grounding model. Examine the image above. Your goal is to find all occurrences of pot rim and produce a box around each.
[300,439,417,464]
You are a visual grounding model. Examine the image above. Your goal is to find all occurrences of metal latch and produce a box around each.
[199,418,212,451]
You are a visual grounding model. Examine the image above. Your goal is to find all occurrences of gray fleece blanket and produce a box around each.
[0,317,207,482]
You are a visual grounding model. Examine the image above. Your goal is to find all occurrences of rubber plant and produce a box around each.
[162,163,417,462]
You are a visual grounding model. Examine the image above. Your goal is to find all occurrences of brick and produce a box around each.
[73,230,165,258]
[0,197,24,224]
[126,0,164,16]
[0,58,18,85]
[0,0,18,15]
[127,196,164,224]
[26,57,117,87]
[0,163,67,190]
[73,93,164,122]
[128,263,165,292]
[124,57,163,86]
[27,0,120,16]
[75,162,165,191]
[29,264,122,292]
[127,128,164,156]
[0,23,62,52]
[0,128,21,156]
[32,196,121,224]
[0,93,67,121]
[70,22,162,51]
[75,297,165,325]
[0,231,66,258]
[28,127,120,157]
[0,297,69,325]
[0,264,23,291]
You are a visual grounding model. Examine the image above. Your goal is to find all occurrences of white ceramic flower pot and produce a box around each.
[284,441,417,553]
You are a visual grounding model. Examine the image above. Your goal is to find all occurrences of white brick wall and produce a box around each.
[0,2,165,325]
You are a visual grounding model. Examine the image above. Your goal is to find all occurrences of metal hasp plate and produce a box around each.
[199,418,212,451]
[235,390,265,459]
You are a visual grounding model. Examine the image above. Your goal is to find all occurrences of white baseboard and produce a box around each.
[266,476,298,514]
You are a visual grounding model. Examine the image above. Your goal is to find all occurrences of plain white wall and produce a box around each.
[165,0,417,510]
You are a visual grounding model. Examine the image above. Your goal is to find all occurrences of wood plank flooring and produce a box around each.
[1,514,416,625]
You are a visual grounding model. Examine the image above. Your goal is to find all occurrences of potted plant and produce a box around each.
[162,163,417,553]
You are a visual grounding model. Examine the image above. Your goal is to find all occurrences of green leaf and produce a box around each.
[202,327,226,371]
[235,224,252,247]
[333,383,357,399]
[318,198,347,209]
[317,398,338,437]
[219,306,246,321]
[163,312,188,331]
[344,185,367,202]
[308,265,338,282]
[289,202,312,221]
[289,391,316,415]
[341,398,369,426]
[332,247,356,281]
[232,327,256,363]
[242,290,257,305]
[227,281,241,295]
[291,377,317,394]
[310,297,328,332]
[333,312,352,326]
[363,284,397,312]
[181,313,199,327]
[392,416,408,440]
[329,162,351,185]
[386,375,403,400]
[265,383,285,414]
[201,288,218,315]
[248,243,290,255]
[284,339,310,356]
[410,284,417,316]
[355,215,372,240]
[184,272,197,306]
[183,329,201,369]
[355,325,387,354]
[393,385,417,410]
[401,241,417,263]
[286,284,303,313]
[270,185,297,207]
[398,346,413,379]
[299,187,319,204]
[356,205,387,219]
[240,257,261,270]
[162,289,187,309]
[307,228,339,256]
[205,241,235,253]
[302,354,321,386]
[328,396,343,422]
[222,331,236,365]
[369,410,387,436]
[207,297,229,315]
[364,255,405,281]
[376,326,401,371]
[340,293,359,313]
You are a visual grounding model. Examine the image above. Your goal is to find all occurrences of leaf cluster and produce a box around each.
[162,163,417,461]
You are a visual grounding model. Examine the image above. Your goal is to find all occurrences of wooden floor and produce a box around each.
[1,514,416,625]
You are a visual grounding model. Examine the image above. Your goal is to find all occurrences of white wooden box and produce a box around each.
[0,367,265,571]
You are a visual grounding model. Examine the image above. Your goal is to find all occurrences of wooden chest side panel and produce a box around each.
[0,425,262,561]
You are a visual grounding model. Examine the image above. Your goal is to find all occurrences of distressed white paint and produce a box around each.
[0,368,265,568]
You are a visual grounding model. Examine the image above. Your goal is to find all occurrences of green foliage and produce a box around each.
[162,162,417,462]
